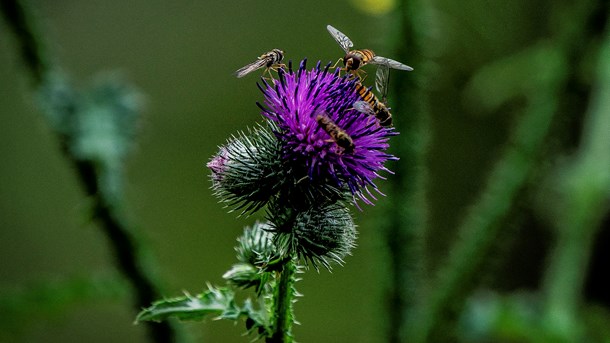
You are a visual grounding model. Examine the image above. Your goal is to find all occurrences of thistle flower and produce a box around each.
[257,60,397,204]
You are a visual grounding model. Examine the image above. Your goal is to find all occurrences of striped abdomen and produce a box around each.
[353,83,392,127]
[235,49,284,78]
[316,114,355,154]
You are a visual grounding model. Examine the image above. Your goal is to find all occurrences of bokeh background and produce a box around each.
[1,0,608,342]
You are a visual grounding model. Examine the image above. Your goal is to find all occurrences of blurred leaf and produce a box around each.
[463,43,563,113]
[459,291,610,343]
[0,273,129,340]
[37,73,79,134]
[37,72,143,168]
[459,291,552,342]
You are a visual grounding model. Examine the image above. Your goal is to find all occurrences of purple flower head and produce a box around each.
[257,60,397,204]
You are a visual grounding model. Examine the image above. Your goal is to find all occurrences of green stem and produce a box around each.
[542,21,610,340]
[383,1,429,342]
[269,258,297,343]
[0,0,48,83]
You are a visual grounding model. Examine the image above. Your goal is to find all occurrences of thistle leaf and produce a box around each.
[135,286,236,323]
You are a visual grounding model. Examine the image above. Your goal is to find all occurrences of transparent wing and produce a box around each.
[353,101,375,116]
[371,55,413,71]
[375,64,390,101]
[234,59,268,78]
[326,25,353,53]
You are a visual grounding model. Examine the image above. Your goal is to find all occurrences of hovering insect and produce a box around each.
[316,113,355,154]
[326,25,413,77]
[235,49,285,78]
[352,64,393,127]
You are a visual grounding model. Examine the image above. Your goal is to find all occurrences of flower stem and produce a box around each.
[269,258,297,343]
[0,0,48,84]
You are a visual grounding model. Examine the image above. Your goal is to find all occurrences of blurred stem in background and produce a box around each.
[381,1,429,342]
[542,19,610,340]
[387,0,609,342]
[0,1,183,342]
[411,41,566,342]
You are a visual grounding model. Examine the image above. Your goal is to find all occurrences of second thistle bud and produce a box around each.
[269,200,357,270]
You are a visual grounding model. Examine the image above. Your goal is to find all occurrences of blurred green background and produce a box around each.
[1,0,608,342]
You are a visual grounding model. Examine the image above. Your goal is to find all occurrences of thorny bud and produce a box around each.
[207,123,285,215]
[269,200,357,270]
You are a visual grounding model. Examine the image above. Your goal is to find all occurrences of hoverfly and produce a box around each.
[352,64,392,127]
[316,113,355,154]
[326,25,413,78]
[235,49,285,78]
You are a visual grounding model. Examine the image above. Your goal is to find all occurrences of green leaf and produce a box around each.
[136,285,272,339]
[0,273,129,340]
[135,285,236,323]
[463,43,562,113]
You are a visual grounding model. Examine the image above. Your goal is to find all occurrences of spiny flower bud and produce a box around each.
[224,222,279,292]
[235,221,277,267]
[207,123,285,215]
[269,201,357,270]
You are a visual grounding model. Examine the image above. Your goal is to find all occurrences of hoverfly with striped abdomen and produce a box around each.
[316,112,355,154]
[326,25,413,79]
[352,64,393,127]
[235,49,285,78]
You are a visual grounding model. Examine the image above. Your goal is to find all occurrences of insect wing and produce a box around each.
[353,101,375,115]
[375,64,390,101]
[326,25,353,53]
[371,56,413,71]
[234,58,268,78]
